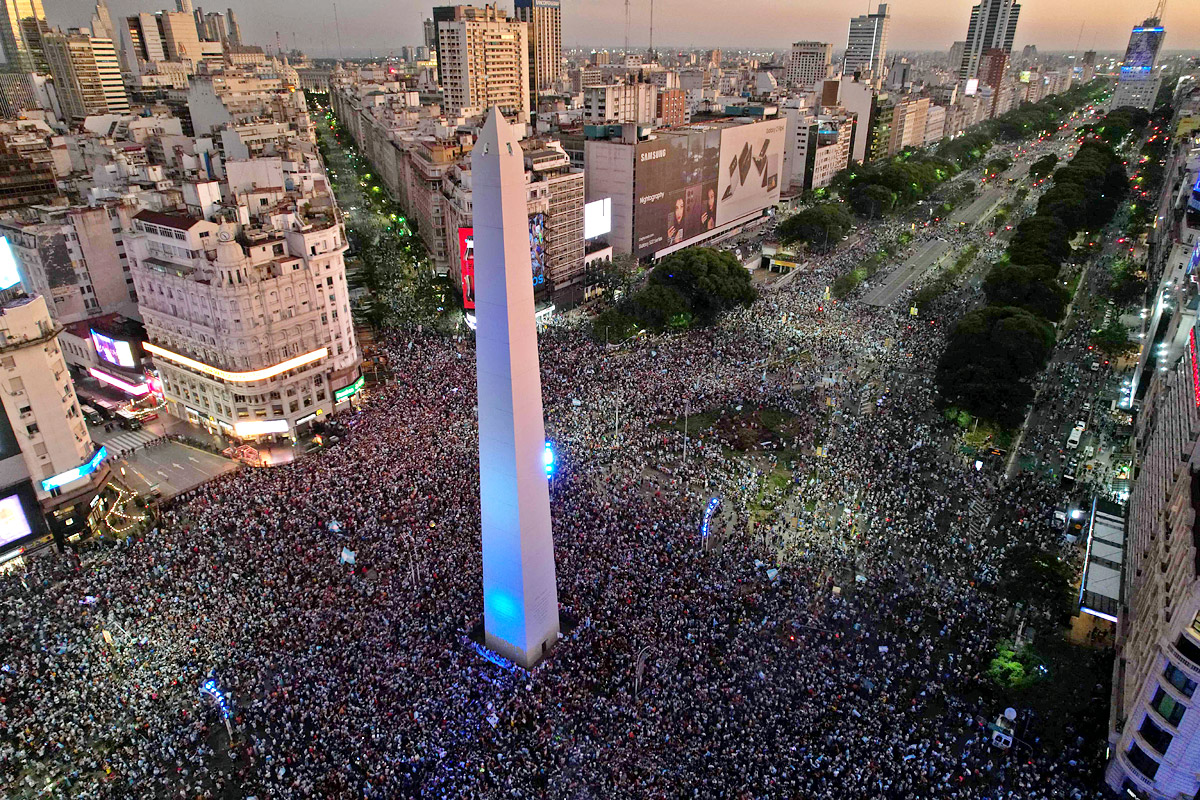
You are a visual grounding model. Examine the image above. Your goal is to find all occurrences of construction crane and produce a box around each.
[1150,0,1167,25]
[648,0,655,61]
[624,0,631,57]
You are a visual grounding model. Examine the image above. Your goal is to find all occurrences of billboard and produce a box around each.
[0,237,19,290]
[633,128,721,257]
[458,227,475,310]
[91,330,137,368]
[0,493,31,549]
[530,213,547,288]
[715,120,785,226]
[1123,27,1164,74]
[584,198,612,240]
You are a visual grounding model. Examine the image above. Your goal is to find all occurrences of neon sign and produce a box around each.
[334,376,365,402]
[144,343,327,383]
[88,367,149,396]
[41,447,107,492]
[701,497,720,541]
[543,441,555,476]
[1191,329,1200,408]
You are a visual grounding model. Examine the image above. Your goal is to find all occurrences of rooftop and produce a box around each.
[134,209,204,231]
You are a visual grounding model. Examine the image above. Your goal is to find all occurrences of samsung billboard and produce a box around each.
[632,119,784,258]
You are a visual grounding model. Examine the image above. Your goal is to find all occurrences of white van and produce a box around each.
[1067,427,1083,450]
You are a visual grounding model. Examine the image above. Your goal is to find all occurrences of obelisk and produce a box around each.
[473,107,560,668]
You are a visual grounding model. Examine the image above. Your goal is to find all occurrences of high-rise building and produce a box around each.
[42,29,130,122]
[423,17,437,50]
[200,11,227,43]
[124,13,167,65]
[176,0,194,13]
[160,10,203,64]
[473,107,560,670]
[514,0,562,100]
[225,7,241,46]
[1105,309,1200,799]
[949,40,966,73]
[785,41,832,89]
[0,0,49,73]
[582,82,656,125]
[437,6,529,119]
[1112,16,1167,111]
[844,3,889,80]
[959,0,1021,83]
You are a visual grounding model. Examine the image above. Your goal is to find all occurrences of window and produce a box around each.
[1151,687,1186,727]
[18,405,30,416]
[1164,664,1197,698]
[1177,634,1200,668]
[25,423,38,435]
[1139,715,1173,754]
[1126,743,1160,780]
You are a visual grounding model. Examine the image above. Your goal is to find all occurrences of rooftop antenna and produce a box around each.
[624,0,630,55]
[334,2,344,61]
[648,0,654,61]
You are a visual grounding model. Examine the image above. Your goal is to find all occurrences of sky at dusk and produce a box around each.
[52,0,1200,59]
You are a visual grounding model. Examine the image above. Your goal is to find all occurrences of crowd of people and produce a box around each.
[0,134,1115,800]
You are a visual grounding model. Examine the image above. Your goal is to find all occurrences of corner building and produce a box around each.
[127,210,361,440]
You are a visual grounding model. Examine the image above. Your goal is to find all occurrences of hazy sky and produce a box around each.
[52,1,1200,58]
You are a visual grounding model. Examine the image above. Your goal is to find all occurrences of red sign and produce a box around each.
[459,227,475,310]
[1191,329,1199,407]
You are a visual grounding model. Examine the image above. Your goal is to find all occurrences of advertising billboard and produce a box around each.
[633,128,721,257]
[91,330,137,369]
[584,198,612,240]
[0,492,31,549]
[530,213,547,288]
[1123,27,1165,74]
[458,227,475,310]
[0,237,19,290]
[715,120,785,226]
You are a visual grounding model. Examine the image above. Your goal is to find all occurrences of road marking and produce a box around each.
[187,456,200,463]
[172,463,185,470]
[157,470,170,478]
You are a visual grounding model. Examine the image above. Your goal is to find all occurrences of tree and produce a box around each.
[983,264,1070,322]
[1029,153,1059,180]
[647,247,757,322]
[848,184,896,219]
[936,306,1055,426]
[778,203,854,252]
[999,544,1075,623]
[589,252,640,298]
[1091,320,1137,357]
[985,156,1013,179]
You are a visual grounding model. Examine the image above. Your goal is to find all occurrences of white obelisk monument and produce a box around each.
[473,107,560,668]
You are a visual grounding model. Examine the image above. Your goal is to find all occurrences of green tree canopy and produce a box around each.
[777,203,854,252]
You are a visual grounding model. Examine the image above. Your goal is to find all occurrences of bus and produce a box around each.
[78,404,104,425]
[114,409,142,431]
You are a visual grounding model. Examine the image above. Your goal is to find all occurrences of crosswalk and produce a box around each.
[967,495,992,538]
[96,428,159,456]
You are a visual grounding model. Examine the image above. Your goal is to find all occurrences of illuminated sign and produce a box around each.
[144,343,327,382]
[91,330,137,368]
[0,493,31,548]
[334,376,365,402]
[1191,329,1200,408]
[584,198,612,240]
[965,78,979,96]
[543,441,555,476]
[1019,71,1031,84]
[88,367,149,396]
[0,236,20,290]
[41,447,107,492]
[233,419,289,437]
[458,227,475,310]
[200,677,233,719]
[701,497,720,541]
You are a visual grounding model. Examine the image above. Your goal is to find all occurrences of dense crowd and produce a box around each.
[0,140,1113,799]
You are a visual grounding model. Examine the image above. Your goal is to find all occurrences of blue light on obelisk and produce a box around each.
[474,107,560,668]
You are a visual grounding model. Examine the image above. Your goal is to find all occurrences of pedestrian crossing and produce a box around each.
[967,495,992,538]
[97,428,159,456]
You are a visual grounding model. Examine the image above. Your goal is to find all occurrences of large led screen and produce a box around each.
[90,330,137,369]
[458,227,475,310]
[0,493,33,549]
[0,236,20,290]
[632,128,721,257]
[530,213,547,288]
[714,120,785,226]
[584,198,612,240]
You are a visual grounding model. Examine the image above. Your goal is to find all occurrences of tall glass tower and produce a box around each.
[0,0,49,73]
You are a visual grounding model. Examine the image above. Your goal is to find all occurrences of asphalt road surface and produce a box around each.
[115,442,239,500]
[861,239,953,307]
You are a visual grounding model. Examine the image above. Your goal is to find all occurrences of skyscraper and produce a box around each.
[438,6,529,120]
[514,0,562,100]
[473,107,560,669]
[42,29,129,121]
[1111,16,1167,111]
[0,0,49,73]
[785,41,832,89]
[844,3,889,80]
[959,0,1021,82]
[225,7,242,46]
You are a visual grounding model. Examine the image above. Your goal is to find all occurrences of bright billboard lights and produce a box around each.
[233,419,289,437]
[584,198,612,240]
[0,237,19,290]
[0,493,31,548]
[144,343,327,383]
[41,447,107,492]
[91,330,137,368]
[88,367,149,396]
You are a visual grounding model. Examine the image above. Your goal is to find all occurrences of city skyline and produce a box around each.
[46,0,1200,58]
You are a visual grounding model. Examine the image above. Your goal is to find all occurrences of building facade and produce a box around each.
[844,4,889,81]
[785,41,832,89]
[43,29,130,123]
[1112,18,1166,112]
[959,0,1021,83]
[0,0,48,73]
[437,5,529,119]
[514,0,562,98]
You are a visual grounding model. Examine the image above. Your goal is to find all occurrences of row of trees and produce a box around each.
[593,248,757,339]
[936,112,1133,426]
